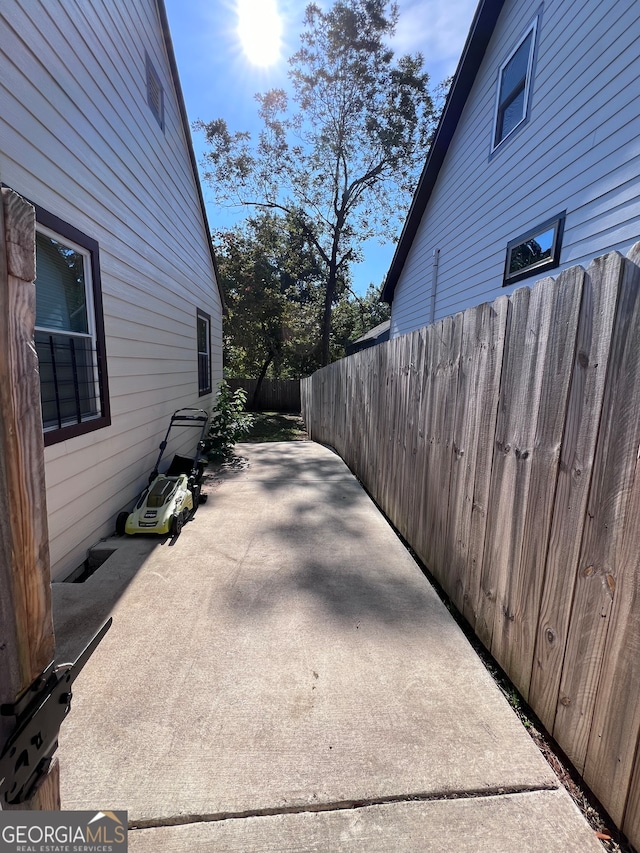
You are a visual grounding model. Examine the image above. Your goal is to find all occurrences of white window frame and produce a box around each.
[32,205,111,444]
[492,16,538,151]
[35,223,97,341]
[197,309,212,396]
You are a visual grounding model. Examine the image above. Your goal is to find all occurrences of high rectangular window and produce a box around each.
[503,212,565,286]
[34,208,110,444]
[146,51,164,131]
[493,19,538,149]
[197,310,211,395]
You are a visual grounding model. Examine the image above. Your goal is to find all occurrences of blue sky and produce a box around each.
[163,0,478,294]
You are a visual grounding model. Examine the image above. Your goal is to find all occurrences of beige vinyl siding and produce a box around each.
[0,0,222,578]
[391,0,640,337]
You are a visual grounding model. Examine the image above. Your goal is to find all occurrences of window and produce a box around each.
[503,212,565,286]
[197,310,211,395]
[493,18,538,149]
[146,52,164,130]
[34,207,110,445]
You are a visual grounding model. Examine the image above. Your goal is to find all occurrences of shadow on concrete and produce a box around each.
[215,443,351,487]
[54,441,431,664]
[222,558,450,632]
[52,538,158,662]
[209,443,442,629]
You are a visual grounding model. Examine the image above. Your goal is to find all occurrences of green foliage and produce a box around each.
[195,0,436,366]
[216,212,324,380]
[330,284,391,360]
[205,381,255,458]
[217,214,391,376]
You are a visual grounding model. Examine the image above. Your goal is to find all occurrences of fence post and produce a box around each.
[0,186,59,809]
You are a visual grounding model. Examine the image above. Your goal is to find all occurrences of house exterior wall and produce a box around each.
[0,0,223,579]
[391,0,640,337]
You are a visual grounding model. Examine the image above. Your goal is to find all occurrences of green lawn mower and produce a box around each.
[116,408,209,538]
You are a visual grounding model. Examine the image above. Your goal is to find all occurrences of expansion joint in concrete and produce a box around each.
[128,782,560,831]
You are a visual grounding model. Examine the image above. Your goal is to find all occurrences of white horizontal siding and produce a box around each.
[0,0,222,579]
[392,0,640,337]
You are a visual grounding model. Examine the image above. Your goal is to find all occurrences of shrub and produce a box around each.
[205,381,254,458]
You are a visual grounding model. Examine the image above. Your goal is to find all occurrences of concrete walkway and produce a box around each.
[53,441,603,852]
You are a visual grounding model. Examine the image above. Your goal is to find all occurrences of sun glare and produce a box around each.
[237,0,283,67]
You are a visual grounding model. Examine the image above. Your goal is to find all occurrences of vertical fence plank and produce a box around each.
[0,187,58,808]
[579,251,640,825]
[384,335,408,531]
[412,323,434,567]
[398,330,425,544]
[584,442,640,826]
[475,285,530,651]
[553,251,640,776]
[529,254,623,732]
[463,298,509,630]
[228,378,302,412]
[418,314,462,584]
[401,327,428,554]
[0,189,55,681]
[392,332,419,540]
[495,267,583,698]
[623,732,640,849]
[447,297,508,619]
[447,307,479,609]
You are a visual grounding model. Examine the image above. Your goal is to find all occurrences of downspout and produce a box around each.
[430,248,440,325]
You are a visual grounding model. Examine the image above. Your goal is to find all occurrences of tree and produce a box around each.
[331,283,390,359]
[216,214,390,386]
[215,212,325,400]
[195,0,435,366]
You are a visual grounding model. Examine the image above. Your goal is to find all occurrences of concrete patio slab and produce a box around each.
[52,441,602,849]
[127,789,603,852]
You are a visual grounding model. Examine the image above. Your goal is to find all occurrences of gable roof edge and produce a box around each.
[382,0,506,304]
[156,0,226,312]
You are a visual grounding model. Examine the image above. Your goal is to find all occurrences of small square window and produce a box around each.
[503,212,565,286]
[146,52,164,131]
[493,18,538,149]
[197,310,212,395]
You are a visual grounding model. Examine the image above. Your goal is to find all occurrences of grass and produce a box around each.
[244,411,308,442]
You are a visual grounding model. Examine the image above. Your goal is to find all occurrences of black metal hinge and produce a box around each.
[0,618,112,805]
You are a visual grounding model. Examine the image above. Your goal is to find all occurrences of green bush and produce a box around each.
[205,381,254,458]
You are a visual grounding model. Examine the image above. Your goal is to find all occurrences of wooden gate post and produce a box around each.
[0,186,59,809]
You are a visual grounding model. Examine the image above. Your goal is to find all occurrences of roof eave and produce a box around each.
[382,0,506,305]
[156,0,227,314]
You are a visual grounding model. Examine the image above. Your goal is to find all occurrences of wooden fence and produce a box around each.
[0,186,60,807]
[302,245,640,849]
[228,378,301,412]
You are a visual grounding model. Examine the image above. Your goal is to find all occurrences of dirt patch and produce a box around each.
[245,412,308,442]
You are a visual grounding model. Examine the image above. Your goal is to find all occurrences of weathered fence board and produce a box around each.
[459,298,508,628]
[0,187,59,808]
[493,268,583,699]
[476,285,532,653]
[579,251,640,823]
[228,378,301,412]
[625,746,640,847]
[553,252,640,776]
[528,254,622,733]
[300,244,640,851]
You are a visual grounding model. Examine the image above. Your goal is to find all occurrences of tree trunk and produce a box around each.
[251,352,274,410]
[321,262,338,367]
